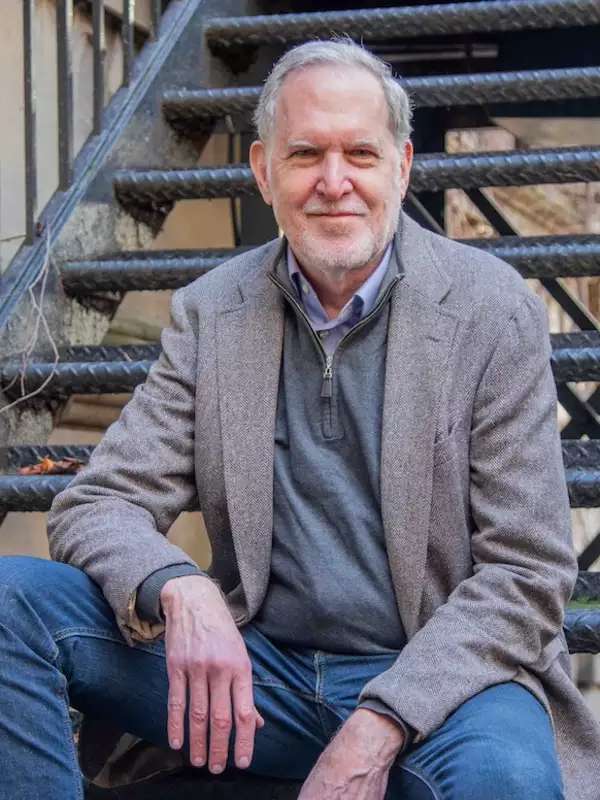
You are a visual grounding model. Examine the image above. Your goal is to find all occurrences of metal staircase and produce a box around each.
[1,2,600,793]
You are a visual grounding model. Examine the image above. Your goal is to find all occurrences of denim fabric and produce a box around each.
[0,556,564,799]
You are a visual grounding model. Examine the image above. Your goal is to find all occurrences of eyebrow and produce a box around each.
[286,140,317,150]
[285,138,382,150]
[351,139,381,149]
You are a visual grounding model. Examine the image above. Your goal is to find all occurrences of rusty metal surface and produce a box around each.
[113,147,600,225]
[205,0,600,50]
[163,67,600,133]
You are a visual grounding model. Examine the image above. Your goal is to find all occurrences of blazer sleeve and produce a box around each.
[47,286,205,646]
[357,290,578,741]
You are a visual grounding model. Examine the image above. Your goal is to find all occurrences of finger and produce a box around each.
[188,669,209,767]
[232,673,259,768]
[208,675,233,774]
[166,664,187,750]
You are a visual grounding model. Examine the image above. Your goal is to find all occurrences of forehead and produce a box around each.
[274,63,391,143]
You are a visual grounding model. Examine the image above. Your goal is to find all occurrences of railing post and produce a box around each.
[122,0,135,87]
[56,0,74,190]
[92,0,106,135]
[151,0,162,40]
[23,0,37,243]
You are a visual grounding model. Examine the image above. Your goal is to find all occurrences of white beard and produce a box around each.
[286,198,402,277]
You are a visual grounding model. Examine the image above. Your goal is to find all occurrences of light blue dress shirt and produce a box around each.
[286,242,393,357]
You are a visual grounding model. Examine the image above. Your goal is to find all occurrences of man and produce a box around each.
[0,40,599,800]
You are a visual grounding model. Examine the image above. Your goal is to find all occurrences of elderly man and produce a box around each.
[0,40,598,800]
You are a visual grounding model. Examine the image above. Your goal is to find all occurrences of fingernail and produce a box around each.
[239,756,249,768]
[171,739,181,749]
[192,756,205,767]
[212,763,224,774]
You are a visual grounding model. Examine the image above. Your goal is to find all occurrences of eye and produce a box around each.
[291,148,317,158]
[351,148,376,158]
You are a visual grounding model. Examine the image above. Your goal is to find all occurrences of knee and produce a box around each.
[460,742,564,800]
[0,555,57,600]
[0,556,84,631]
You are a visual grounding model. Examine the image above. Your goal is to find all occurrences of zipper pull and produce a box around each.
[321,358,333,398]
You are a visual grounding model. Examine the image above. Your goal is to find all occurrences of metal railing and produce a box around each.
[19,0,169,247]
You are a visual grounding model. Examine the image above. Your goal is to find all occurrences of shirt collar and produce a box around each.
[286,242,393,328]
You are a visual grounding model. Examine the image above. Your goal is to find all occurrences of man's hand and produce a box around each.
[160,576,265,773]
[298,708,405,800]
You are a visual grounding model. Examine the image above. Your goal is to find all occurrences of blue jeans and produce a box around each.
[0,555,565,799]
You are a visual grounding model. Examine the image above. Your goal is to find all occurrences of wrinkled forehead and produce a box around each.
[272,63,392,145]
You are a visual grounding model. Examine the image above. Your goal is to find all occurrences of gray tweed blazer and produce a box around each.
[47,211,600,797]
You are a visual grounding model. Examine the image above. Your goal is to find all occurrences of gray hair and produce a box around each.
[253,39,413,149]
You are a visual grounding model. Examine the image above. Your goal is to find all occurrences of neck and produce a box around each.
[295,251,386,320]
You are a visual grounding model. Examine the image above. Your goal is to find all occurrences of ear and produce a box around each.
[399,139,414,200]
[249,140,273,206]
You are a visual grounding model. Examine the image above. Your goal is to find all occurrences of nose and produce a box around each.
[315,152,353,201]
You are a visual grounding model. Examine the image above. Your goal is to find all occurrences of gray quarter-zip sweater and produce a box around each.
[251,246,406,655]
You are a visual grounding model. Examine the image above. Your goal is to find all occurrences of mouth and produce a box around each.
[308,212,363,218]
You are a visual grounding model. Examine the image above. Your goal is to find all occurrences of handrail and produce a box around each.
[0,0,201,335]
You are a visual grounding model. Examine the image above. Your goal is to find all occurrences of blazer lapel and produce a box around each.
[216,243,285,618]
[381,213,459,639]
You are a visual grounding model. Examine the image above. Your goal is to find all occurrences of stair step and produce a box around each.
[163,67,600,134]
[7,439,600,472]
[61,248,249,293]
[204,0,600,52]
[1,334,599,401]
[551,332,600,383]
[2,451,600,511]
[565,607,600,655]
[7,445,95,469]
[0,475,75,512]
[60,236,600,294]
[113,146,600,225]
[60,344,161,363]
[0,357,155,399]
[1,469,600,509]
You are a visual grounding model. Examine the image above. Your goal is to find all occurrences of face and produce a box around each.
[250,63,413,278]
